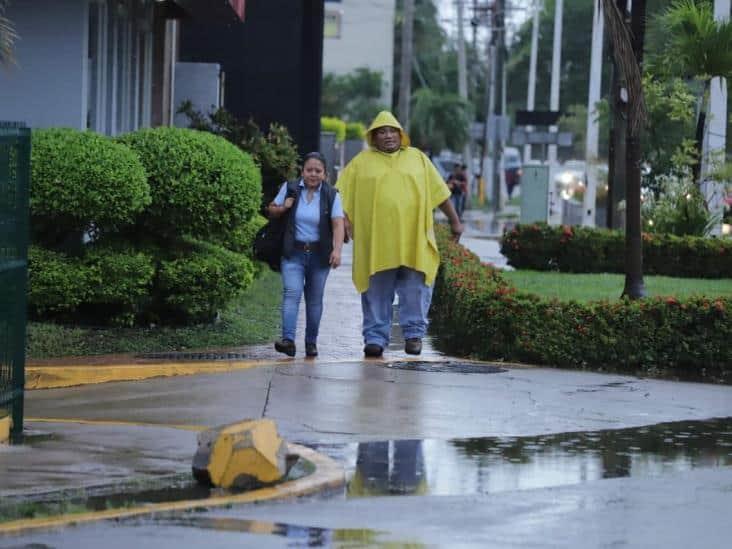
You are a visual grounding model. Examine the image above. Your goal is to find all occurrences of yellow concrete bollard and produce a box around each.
[0,411,10,444]
[192,419,288,490]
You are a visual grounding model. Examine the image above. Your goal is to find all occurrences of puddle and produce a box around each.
[312,417,732,497]
[150,515,423,548]
[385,361,506,374]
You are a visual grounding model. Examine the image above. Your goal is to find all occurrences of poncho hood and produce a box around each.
[366,111,411,149]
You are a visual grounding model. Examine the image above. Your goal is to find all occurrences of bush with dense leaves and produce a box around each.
[118,127,261,244]
[500,223,732,278]
[433,226,731,380]
[28,245,154,325]
[30,128,149,247]
[153,239,255,324]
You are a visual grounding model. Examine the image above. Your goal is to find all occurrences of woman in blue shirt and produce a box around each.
[267,152,345,358]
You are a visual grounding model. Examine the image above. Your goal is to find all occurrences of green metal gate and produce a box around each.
[0,122,30,439]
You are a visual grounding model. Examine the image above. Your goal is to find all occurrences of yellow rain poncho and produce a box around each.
[336,111,451,293]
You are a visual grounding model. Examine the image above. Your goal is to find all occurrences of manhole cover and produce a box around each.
[136,352,252,361]
[385,361,506,374]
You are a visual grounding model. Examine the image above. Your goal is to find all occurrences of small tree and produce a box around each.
[649,0,732,183]
[409,89,471,153]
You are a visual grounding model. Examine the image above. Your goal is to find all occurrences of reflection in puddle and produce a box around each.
[155,516,422,548]
[323,418,732,497]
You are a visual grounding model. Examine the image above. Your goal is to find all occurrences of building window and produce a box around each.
[324,10,341,39]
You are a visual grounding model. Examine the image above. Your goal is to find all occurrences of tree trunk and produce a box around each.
[398,0,415,131]
[621,0,646,300]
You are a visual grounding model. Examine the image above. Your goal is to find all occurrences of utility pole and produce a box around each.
[701,0,730,236]
[524,0,540,164]
[398,0,415,131]
[491,0,506,213]
[456,0,474,198]
[547,0,563,224]
[607,0,628,230]
[582,0,604,227]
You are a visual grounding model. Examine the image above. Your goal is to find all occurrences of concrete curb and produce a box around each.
[25,359,284,390]
[25,355,532,390]
[0,425,344,536]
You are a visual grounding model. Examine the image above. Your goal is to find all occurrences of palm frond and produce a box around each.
[0,0,18,67]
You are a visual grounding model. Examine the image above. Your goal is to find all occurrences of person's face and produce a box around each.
[302,158,326,188]
[373,126,401,153]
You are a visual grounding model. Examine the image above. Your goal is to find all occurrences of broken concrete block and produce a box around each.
[0,411,10,444]
[192,419,288,489]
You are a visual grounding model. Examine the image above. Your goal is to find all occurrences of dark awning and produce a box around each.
[157,0,246,23]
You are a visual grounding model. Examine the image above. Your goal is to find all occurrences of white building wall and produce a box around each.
[322,0,395,107]
[0,0,89,129]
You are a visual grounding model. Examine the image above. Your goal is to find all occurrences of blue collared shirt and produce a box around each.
[273,180,344,242]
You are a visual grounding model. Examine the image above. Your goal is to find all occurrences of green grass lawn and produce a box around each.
[26,269,282,359]
[501,270,732,302]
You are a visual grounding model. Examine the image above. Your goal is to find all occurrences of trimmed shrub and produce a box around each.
[28,246,93,316]
[28,245,154,325]
[30,128,150,247]
[501,223,732,278]
[345,122,366,141]
[321,116,346,142]
[433,225,732,380]
[118,127,261,244]
[154,239,255,324]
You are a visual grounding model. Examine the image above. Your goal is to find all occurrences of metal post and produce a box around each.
[547,0,563,224]
[524,0,540,164]
[398,0,415,131]
[582,0,604,227]
[456,0,474,199]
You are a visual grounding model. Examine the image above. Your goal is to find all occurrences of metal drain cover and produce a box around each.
[385,361,506,374]
[136,352,252,361]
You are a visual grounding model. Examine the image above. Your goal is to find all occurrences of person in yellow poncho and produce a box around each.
[336,111,463,358]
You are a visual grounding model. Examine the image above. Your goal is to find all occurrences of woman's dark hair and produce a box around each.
[302,151,327,172]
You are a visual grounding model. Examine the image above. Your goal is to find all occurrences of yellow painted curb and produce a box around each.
[25,359,285,390]
[0,442,344,536]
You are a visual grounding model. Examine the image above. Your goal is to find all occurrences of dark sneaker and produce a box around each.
[305,343,318,357]
[363,343,384,358]
[405,338,422,355]
[275,339,296,357]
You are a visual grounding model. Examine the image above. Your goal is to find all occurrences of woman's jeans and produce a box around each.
[361,267,433,348]
[281,250,330,344]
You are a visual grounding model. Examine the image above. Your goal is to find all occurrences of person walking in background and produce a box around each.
[336,111,463,358]
[267,152,345,358]
[447,163,468,221]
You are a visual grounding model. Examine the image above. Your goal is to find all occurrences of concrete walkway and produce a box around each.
[3,209,732,547]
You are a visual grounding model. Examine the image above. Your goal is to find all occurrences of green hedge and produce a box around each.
[30,128,150,247]
[28,245,154,325]
[321,116,346,142]
[118,127,261,244]
[154,239,255,324]
[432,226,731,379]
[500,223,732,278]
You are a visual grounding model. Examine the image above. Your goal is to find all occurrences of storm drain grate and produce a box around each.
[385,361,507,374]
[136,352,253,361]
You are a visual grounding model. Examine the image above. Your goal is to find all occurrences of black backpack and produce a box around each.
[252,181,300,272]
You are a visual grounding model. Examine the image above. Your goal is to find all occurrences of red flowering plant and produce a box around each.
[434,225,732,381]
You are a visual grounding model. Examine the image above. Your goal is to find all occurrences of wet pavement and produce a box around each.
[3,209,732,547]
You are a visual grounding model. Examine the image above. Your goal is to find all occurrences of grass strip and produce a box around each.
[26,269,282,359]
[502,270,732,303]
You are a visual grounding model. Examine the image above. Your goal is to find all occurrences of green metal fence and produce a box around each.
[0,122,30,438]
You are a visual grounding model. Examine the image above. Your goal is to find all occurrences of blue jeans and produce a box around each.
[361,267,433,348]
[281,250,330,344]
